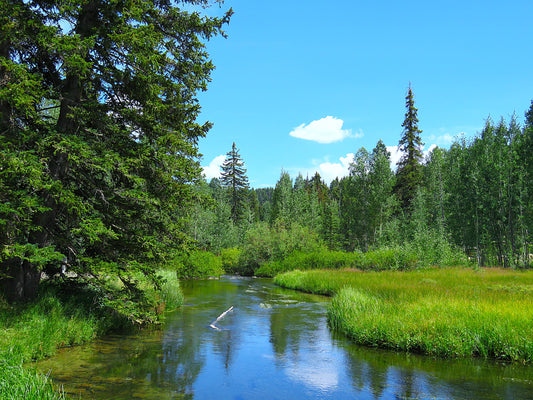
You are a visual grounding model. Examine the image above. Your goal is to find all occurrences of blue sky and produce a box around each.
[196,0,533,188]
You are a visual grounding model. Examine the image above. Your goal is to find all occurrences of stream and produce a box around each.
[34,276,533,399]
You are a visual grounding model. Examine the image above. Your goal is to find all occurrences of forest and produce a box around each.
[187,93,533,277]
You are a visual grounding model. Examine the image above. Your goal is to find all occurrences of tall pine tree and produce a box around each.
[221,142,249,224]
[0,0,231,307]
[395,85,424,213]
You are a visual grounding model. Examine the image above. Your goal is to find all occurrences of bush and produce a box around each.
[175,251,224,279]
[220,247,241,274]
[236,222,325,276]
[409,228,467,267]
[256,250,365,277]
[257,247,423,277]
[363,246,419,270]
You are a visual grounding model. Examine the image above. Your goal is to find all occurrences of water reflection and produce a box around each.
[33,277,533,399]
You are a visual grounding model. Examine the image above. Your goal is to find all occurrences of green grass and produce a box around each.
[0,355,66,400]
[0,284,107,399]
[158,269,184,311]
[0,270,184,399]
[274,267,533,363]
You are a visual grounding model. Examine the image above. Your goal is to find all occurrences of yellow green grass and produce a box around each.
[274,268,533,363]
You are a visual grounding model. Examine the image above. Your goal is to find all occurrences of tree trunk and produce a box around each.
[1,258,41,302]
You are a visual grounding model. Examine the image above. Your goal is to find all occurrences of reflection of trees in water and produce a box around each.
[268,300,324,362]
[340,339,533,400]
[76,306,207,399]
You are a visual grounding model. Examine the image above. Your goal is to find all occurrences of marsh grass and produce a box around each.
[0,284,108,399]
[275,268,533,363]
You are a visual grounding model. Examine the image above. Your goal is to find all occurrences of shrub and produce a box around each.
[236,222,325,275]
[256,247,422,277]
[256,250,365,277]
[220,247,241,274]
[363,246,419,270]
[175,251,224,279]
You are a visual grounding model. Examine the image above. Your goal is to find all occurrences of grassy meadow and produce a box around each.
[274,267,533,363]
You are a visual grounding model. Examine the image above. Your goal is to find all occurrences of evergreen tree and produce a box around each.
[220,142,250,224]
[395,85,424,213]
[270,171,293,225]
[0,0,231,308]
[369,140,396,242]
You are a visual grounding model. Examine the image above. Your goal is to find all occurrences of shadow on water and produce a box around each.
[33,276,533,399]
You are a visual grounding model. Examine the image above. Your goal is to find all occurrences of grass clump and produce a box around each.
[0,283,111,399]
[157,269,184,311]
[275,267,533,363]
[0,355,66,400]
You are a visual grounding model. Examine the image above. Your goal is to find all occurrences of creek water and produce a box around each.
[34,276,533,399]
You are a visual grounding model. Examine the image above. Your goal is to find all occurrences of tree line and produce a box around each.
[192,90,533,270]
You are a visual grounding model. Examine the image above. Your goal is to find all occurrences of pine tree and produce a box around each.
[395,85,424,213]
[221,142,250,224]
[0,0,231,307]
[270,171,293,225]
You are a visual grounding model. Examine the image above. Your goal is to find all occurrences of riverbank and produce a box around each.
[0,270,183,399]
[274,267,533,363]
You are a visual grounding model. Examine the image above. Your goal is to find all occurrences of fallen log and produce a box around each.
[210,306,234,330]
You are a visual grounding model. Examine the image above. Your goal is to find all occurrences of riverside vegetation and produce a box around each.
[0,271,183,400]
[274,268,533,363]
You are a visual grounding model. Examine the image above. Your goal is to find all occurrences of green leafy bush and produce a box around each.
[175,251,224,279]
[256,250,365,277]
[220,247,241,273]
[362,246,419,270]
[256,247,422,277]
[236,222,325,275]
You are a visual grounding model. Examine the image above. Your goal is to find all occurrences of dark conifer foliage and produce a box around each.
[395,85,424,213]
[221,142,250,223]
[0,0,231,306]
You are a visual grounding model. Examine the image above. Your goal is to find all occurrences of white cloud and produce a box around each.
[201,154,225,180]
[425,132,454,146]
[286,153,354,184]
[387,145,402,168]
[289,116,359,144]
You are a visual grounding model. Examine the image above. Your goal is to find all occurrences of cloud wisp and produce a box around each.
[289,116,361,144]
[202,154,225,180]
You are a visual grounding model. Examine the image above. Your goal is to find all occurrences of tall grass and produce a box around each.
[158,269,184,311]
[0,286,108,362]
[0,355,66,400]
[0,270,184,399]
[0,284,109,399]
[275,268,533,363]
